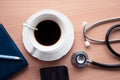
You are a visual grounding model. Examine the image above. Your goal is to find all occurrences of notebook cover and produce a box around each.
[0,24,28,80]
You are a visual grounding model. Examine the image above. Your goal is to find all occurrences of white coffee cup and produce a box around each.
[22,10,74,61]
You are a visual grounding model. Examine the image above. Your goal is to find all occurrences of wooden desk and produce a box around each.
[0,0,120,80]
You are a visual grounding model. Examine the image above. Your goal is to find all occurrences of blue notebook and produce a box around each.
[0,24,28,80]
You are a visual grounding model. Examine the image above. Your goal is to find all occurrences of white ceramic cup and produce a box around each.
[22,10,74,61]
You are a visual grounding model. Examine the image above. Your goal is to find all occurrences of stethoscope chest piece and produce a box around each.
[71,51,89,68]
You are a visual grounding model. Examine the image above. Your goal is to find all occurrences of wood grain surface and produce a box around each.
[0,0,120,80]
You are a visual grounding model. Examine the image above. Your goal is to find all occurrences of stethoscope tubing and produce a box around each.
[105,24,120,57]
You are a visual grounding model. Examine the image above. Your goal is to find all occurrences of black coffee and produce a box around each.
[34,20,61,46]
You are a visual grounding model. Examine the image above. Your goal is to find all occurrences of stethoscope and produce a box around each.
[71,18,120,68]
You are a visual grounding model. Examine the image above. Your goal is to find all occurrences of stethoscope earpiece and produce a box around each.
[71,51,89,68]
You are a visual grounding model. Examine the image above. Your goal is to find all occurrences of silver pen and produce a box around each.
[0,55,21,60]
